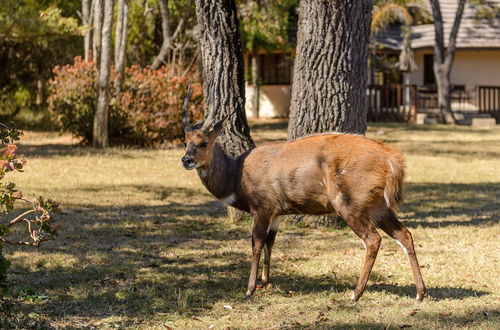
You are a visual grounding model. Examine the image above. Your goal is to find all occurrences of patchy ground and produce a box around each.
[1,122,499,329]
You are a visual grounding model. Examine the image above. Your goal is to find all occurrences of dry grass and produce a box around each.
[1,121,499,329]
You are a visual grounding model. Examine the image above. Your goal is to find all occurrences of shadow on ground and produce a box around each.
[402,182,499,227]
[5,184,492,323]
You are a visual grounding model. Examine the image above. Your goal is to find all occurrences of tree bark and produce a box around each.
[151,0,171,70]
[92,0,104,65]
[114,0,128,94]
[93,0,114,148]
[83,0,93,61]
[194,0,255,222]
[287,0,372,227]
[251,53,260,119]
[194,0,255,157]
[430,0,466,124]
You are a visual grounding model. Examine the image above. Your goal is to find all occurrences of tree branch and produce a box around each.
[429,0,445,65]
[445,0,466,69]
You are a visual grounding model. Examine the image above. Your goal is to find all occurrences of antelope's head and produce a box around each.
[181,87,225,170]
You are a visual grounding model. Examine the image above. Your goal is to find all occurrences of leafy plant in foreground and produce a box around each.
[0,124,61,292]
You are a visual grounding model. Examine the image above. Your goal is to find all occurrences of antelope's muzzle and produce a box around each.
[182,156,196,170]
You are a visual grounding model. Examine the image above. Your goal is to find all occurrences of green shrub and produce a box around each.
[48,57,204,147]
[47,57,128,143]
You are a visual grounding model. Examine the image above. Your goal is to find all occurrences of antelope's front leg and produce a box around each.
[246,213,269,298]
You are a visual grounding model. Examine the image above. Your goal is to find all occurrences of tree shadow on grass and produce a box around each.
[287,308,500,329]
[401,182,499,228]
[5,192,490,324]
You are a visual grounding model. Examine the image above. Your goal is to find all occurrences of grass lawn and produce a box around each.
[1,121,499,329]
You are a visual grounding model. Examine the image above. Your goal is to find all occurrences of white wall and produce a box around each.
[245,84,291,118]
[410,49,500,87]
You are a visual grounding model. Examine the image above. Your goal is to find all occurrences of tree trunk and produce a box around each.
[93,0,114,148]
[194,0,255,222]
[114,0,128,94]
[92,0,103,65]
[251,53,260,119]
[83,0,93,61]
[430,0,465,124]
[151,0,171,70]
[194,0,254,157]
[287,0,372,227]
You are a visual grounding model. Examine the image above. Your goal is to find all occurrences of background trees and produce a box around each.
[429,0,466,124]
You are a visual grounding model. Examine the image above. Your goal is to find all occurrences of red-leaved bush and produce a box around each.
[47,57,204,147]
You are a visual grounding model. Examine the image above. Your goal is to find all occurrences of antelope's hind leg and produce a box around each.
[372,208,426,300]
[343,213,382,302]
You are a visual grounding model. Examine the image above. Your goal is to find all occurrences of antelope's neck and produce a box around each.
[196,143,241,200]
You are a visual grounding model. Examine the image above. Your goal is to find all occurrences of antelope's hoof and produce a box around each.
[350,291,360,303]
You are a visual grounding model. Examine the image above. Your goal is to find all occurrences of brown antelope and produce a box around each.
[180,92,425,302]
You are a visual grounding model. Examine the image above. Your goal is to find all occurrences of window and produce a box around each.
[254,53,293,85]
[423,54,435,85]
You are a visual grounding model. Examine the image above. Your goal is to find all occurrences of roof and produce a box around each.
[375,0,500,50]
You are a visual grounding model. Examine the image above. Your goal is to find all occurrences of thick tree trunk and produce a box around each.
[430,0,465,124]
[93,0,114,148]
[251,53,260,119]
[83,0,93,61]
[194,0,254,157]
[92,0,103,66]
[194,0,255,222]
[114,0,128,94]
[287,0,372,227]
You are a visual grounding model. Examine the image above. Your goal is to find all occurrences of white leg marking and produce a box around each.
[362,241,367,250]
[269,217,281,232]
[396,240,409,255]
[351,291,356,301]
[416,293,422,300]
[219,193,237,205]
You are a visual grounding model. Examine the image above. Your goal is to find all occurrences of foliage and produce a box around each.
[118,65,204,146]
[371,0,430,34]
[0,125,61,293]
[47,57,129,143]
[127,0,197,67]
[238,0,297,52]
[0,0,82,124]
[470,0,500,20]
[48,57,204,146]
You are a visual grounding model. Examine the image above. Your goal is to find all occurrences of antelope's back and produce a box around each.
[240,134,405,215]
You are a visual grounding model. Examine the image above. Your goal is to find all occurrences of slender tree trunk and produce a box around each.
[93,0,114,148]
[151,0,171,69]
[430,0,466,124]
[287,0,372,227]
[194,0,254,157]
[251,53,260,119]
[93,0,103,65]
[114,0,128,94]
[83,0,93,61]
[195,0,255,222]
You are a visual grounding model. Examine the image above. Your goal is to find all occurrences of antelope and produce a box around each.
[180,91,425,302]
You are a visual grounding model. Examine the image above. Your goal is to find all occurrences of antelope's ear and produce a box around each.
[209,117,227,137]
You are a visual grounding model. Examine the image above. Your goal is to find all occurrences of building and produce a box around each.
[246,0,500,122]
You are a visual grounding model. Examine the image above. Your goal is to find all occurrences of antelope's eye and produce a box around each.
[199,141,208,148]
